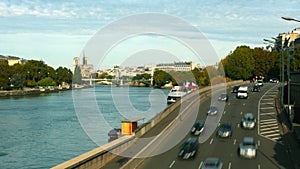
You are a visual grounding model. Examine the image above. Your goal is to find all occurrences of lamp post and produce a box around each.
[263,38,284,106]
[281,16,300,116]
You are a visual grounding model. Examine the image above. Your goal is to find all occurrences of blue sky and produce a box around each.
[1,0,300,70]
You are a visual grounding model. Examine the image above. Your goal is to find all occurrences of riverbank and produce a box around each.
[0,87,70,97]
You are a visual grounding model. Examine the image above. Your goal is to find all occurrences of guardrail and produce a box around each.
[52,80,247,169]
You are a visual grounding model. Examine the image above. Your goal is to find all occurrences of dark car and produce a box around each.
[191,120,204,136]
[201,157,223,169]
[216,123,232,138]
[232,86,240,93]
[207,106,218,116]
[178,137,199,159]
[252,85,260,92]
[218,93,228,102]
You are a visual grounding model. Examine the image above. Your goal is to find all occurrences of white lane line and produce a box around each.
[260,126,279,131]
[210,138,214,144]
[228,103,231,105]
[265,133,281,137]
[198,161,203,169]
[260,112,276,115]
[240,112,243,115]
[223,111,226,115]
[261,102,274,105]
[243,103,246,106]
[260,107,274,109]
[260,121,278,125]
[234,139,236,145]
[228,162,231,169]
[258,140,261,146]
[258,164,261,169]
[260,123,279,128]
[260,130,280,135]
[260,119,277,122]
[262,98,274,101]
[169,160,175,168]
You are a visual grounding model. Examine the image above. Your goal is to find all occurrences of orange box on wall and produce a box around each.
[121,120,138,135]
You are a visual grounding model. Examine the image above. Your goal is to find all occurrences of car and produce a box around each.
[178,137,199,159]
[236,86,248,99]
[191,120,204,136]
[257,79,263,87]
[269,78,279,83]
[241,113,256,129]
[201,157,223,169]
[252,85,260,92]
[216,123,232,138]
[218,93,228,102]
[207,106,218,115]
[232,86,240,93]
[238,137,257,159]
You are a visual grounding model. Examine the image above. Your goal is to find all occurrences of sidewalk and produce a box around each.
[275,98,300,169]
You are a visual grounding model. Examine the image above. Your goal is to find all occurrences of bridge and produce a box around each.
[52,81,297,169]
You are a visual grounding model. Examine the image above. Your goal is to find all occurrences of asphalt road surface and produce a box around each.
[103,83,293,169]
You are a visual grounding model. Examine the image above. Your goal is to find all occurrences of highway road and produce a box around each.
[103,83,294,169]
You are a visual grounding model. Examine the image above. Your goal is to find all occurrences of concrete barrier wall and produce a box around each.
[52,80,246,169]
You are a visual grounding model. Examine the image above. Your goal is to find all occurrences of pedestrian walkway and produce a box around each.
[258,86,283,144]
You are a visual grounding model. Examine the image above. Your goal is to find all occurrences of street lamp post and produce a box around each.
[263,38,284,106]
[281,16,300,116]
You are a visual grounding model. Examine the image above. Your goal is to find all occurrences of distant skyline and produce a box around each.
[1,0,300,69]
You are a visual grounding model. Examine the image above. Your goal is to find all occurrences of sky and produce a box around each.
[1,0,300,70]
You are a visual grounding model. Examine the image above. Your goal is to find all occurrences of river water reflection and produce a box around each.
[0,85,169,169]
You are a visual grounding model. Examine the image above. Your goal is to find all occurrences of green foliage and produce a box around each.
[98,72,113,79]
[0,58,73,90]
[38,77,56,86]
[223,46,255,80]
[291,46,300,71]
[132,73,151,80]
[153,70,173,87]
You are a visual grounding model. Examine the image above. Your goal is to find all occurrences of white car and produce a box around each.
[238,137,257,159]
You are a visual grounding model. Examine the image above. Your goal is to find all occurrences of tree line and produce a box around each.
[130,45,300,87]
[0,59,73,90]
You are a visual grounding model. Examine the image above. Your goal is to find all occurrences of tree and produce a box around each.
[73,65,82,84]
[0,60,10,89]
[38,77,56,86]
[153,70,173,87]
[223,46,255,80]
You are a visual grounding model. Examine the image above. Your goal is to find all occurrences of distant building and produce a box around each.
[0,55,26,66]
[156,61,196,72]
[73,55,94,78]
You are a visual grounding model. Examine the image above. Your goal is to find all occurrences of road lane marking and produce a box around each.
[243,103,246,106]
[223,111,226,115]
[258,140,260,146]
[260,123,279,128]
[260,107,274,109]
[234,139,236,145]
[261,99,274,100]
[260,126,279,131]
[260,119,277,122]
[258,164,261,169]
[169,160,175,168]
[210,138,214,144]
[198,161,203,169]
[261,102,274,105]
[260,112,276,115]
[260,130,280,135]
[228,162,231,169]
[240,112,243,115]
[266,133,281,137]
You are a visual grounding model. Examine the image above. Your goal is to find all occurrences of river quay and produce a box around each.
[0,86,70,97]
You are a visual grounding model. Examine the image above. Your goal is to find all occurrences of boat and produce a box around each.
[167,86,187,104]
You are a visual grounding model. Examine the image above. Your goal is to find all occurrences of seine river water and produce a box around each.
[0,85,169,169]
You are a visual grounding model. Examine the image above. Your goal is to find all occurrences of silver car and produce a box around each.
[207,106,218,116]
[241,113,256,129]
[201,157,223,169]
[238,137,257,159]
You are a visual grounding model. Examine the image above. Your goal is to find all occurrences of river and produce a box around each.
[0,85,169,169]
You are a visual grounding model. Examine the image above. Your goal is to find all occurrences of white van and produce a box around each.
[237,86,248,99]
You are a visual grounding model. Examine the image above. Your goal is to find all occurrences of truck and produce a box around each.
[236,86,248,99]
